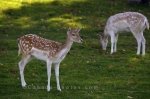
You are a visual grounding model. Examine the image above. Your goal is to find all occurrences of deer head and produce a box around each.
[98,33,108,50]
[67,28,83,43]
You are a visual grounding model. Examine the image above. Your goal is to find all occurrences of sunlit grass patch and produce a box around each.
[48,14,88,28]
[15,16,36,28]
[0,0,23,14]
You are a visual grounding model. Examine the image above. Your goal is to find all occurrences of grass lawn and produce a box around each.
[0,0,150,98]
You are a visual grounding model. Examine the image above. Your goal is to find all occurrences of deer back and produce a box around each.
[106,12,148,33]
[18,34,62,56]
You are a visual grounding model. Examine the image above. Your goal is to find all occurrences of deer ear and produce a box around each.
[68,27,71,32]
[100,35,103,40]
[77,28,81,33]
[74,28,80,33]
[97,34,101,38]
[67,28,72,35]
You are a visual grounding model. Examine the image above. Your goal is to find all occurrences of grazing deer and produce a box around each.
[99,12,149,56]
[18,28,82,91]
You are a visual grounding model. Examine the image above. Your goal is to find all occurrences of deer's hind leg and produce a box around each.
[132,32,143,55]
[46,60,52,92]
[141,33,146,56]
[18,55,32,87]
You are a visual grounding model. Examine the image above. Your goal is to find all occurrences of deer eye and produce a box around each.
[72,33,76,36]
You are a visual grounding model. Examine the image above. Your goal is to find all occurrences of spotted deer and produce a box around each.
[18,28,82,91]
[99,12,149,56]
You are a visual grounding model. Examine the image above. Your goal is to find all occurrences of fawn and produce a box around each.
[18,28,82,91]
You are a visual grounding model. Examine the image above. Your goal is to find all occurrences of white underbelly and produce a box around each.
[30,47,69,63]
[31,48,48,61]
[114,21,131,32]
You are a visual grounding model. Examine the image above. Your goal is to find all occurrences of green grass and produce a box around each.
[0,0,150,98]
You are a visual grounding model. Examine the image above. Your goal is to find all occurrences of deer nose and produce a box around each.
[80,36,83,41]
[80,38,83,43]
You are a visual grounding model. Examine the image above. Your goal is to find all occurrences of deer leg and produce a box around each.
[54,62,61,91]
[110,33,115,54]
[114,34,119,52]
[46,60,52,92]
[137,39,142,55]
[18,55,31,87]
[141,33,146,56]
[135,34,142,55]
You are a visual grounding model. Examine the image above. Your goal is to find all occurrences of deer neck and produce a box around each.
[103,30,108,41]
[63,36,73,50]
[56,36,73,59]
[103,34,108,41]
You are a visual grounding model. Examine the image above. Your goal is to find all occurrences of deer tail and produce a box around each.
[18,39,22,56]
[145,18,149,30]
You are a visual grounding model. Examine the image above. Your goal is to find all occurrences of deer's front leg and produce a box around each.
[54,62,61,91]
[114,34,118,52]
[46,60,52,92]
[110,33,115,54]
